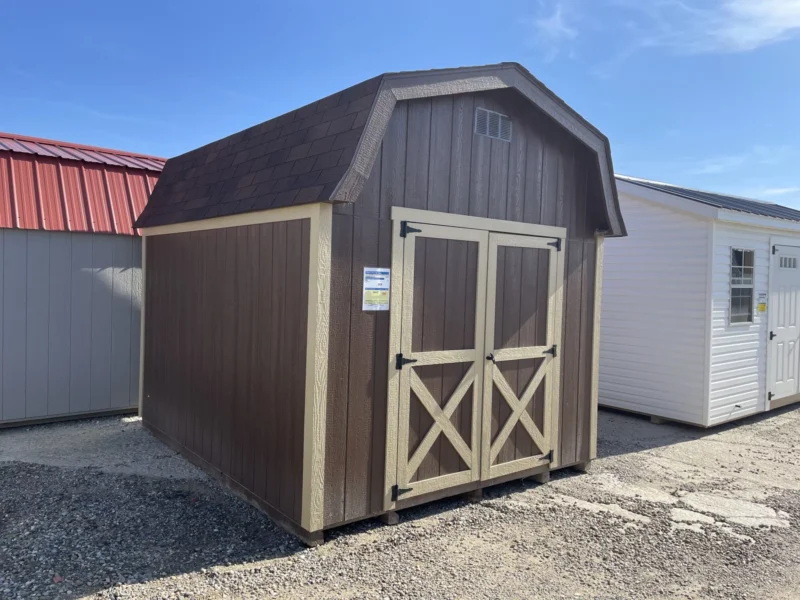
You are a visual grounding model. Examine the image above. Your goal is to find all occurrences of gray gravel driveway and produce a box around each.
[2,409,800,599]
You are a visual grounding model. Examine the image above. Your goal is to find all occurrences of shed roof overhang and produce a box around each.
[617,176,800,235]
[333,63,626,236]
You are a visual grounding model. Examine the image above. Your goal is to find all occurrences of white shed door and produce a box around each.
[769,245,800,403]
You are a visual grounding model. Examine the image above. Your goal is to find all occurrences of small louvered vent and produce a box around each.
[475,107,512,142]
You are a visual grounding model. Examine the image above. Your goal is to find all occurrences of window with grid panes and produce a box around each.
[730,249,754,324]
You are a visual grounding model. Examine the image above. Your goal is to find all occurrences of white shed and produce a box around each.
[600,175,800,427]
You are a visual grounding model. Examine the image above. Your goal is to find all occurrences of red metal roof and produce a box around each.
[0,132,165,236]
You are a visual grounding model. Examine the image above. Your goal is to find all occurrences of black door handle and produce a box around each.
[770,331,776,340]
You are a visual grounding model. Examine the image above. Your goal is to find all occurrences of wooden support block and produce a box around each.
[297,528,325,548]
[378,511,400,526]
[463,488,483,502]
[572,461,591,473]
[531,470,550,484]
[650,416,667,425]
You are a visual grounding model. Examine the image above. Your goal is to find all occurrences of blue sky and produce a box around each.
[2,0,799,205]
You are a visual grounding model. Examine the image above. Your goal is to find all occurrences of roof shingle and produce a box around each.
[135,76,382,228]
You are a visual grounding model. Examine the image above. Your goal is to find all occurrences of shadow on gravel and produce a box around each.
[0,462,305,599]
[325,468,584,543]
[0,457,586,599]
[597,404,800,459]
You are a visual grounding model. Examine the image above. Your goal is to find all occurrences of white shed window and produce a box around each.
[780,256,797,269]
[730,248,754,324]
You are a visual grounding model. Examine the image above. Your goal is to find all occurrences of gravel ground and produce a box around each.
[2,408,800,599]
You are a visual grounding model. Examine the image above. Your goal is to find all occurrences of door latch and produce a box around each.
[486,353,496,363]
[770,331,776,340]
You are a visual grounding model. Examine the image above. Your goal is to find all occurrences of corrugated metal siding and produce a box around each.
[599,193,711,425]
[0,133,163,236]
[708,223,770,425]
[0,229,141,424]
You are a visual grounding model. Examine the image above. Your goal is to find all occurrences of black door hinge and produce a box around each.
[547,239,562,251]
[544,345,558,358]
[391,484,413,501]
[400,221,422,238]
[395,353,418,370]
[773,245,778,255]
[542,449,553,462]
[768,392,774,401]
[770,331,776,340]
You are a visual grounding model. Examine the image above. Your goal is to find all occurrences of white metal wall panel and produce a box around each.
[0,229,141,425]
[708,223,770,425]
[599,193,711,425]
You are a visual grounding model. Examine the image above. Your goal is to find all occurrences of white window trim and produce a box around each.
[729,247,755,326]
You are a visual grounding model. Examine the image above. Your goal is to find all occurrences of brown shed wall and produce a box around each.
[142,219,310,525]
[323,90,605,527]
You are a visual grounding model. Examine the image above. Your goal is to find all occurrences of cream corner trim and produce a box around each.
[589,235,604,460]
[138,235,147,416]
[301,203,332,532]
[549,240,566,468]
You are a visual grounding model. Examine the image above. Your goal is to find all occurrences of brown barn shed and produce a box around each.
[134,63,626,545]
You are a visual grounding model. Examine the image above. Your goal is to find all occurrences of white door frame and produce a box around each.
[767,236,800,410]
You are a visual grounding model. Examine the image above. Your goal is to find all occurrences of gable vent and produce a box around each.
[475,107,512,142]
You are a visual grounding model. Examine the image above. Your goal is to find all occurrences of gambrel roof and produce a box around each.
[136,63,625,236]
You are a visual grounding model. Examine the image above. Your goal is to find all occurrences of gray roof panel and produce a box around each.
[617,176,800,223]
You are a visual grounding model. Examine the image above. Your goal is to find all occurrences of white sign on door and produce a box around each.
[363,267,391,311]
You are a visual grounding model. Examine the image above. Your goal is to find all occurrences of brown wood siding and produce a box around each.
[323,89,605,527]
[143,219,310,525]
[492,245,549,464]
[407,237,479,483]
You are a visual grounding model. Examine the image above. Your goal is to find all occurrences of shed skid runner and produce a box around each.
[136,63,624,543]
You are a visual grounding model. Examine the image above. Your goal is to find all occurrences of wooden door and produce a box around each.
[481,232,563,479]
[393,223,488,502]
[769,245,800,403]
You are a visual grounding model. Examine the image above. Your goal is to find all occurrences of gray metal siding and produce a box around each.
[0,229,141,424]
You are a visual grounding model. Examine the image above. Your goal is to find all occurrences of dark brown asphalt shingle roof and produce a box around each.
[134,76,381,228]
